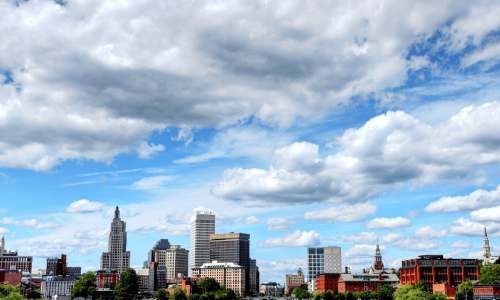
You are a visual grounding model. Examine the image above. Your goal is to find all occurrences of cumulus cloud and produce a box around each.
[0,0,498,171]
[302,203,377,223]
[391,238,439,251]
[130,176,172,189]
[364,217,411,230]
[425,185,500,213]
[265,218,298,232]
[414,226,447,239]
[74,229,109,240]
[340,232,405,244]
[0,227,8,235]
[344,244,388,258]
[24,238,107,256]
[213,103,500,205]
[258,259,307,282]
[257,230,320,248]
[470,205,500,222]
[66,199,105,213]
[234,216,261,225]
[450,218,500,237]
[450,240,473,249]
[406,210,420,218]
[0,217,61,229]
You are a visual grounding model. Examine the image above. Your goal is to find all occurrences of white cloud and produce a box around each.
[340,232,405,244]
[450,240,473,249]
[130,176,172,189]
[449,217,500,237]
[234,216,262,225]
[364,217,411,230]
[265,218,297,232]
[24,238,107,256]
[406,210,420,218]
[0,217,61,229]
[467,251,483,259]
[391,238,439,251]
[470,205,500,222]
[257,230,320,248]
[66,199,105,213]
[425,185,500,213]
[214,103,500,205]
[0,227,8,235]
[74,229,109,240]
[414,226,447,239]
[344,244,388,258]
[10,232,17,238]
[258,259,307,282]
[302,203,377,223]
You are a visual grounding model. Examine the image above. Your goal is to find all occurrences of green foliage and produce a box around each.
[99,296,104,300]
[154,289,170,300]
[378,284,395,300]
[393,283,431,300]
[200,292,215,300]
[458,278,474,300]
[0,283,21,298]
[114,268,139,300]
[311,291,324,300]
[104,282,117,290]
[345,292,356,300]
[198,279,221,293]
[429,292,447,300]
[71,271,97,300]
[480,264,500,284]
[26,291,41,299]
[414,281,429,293]
[170,287,187,300]
[188,294,200,300]
[323,290,334,300]
[291,284,309,300]
[334,292,345,300]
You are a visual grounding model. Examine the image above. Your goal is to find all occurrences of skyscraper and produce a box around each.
[100,206,131,274]
[190,212,215,271]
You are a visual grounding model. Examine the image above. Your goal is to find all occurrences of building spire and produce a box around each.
[114,206,120,219]
[485,226,488,237]
[374,239,384,270]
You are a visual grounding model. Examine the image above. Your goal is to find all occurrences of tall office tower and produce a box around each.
[307,246,341,283]
[190,212,215,271]
[210,232,250,292]
[100,206,131,274]
[153,244,189,279]
[249,259,260,293]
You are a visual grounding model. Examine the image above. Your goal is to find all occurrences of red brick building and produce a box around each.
[473,284,500,300]
[0,270,22,286]
[166,278,204,295]
[400,255,479,292]
[95,269,119,289]
[338,273,399,293]
[433,283,457,298]
[46,255,67,277]
[316,274,341,293]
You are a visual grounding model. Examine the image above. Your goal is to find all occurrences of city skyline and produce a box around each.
[1,0,500,285]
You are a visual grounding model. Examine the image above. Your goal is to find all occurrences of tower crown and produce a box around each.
[114,206,120,219]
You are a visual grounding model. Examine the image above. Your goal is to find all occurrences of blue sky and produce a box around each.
[1,0,500,283]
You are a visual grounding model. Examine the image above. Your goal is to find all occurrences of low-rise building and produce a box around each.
[95,269,119,289]
[316,273,341,293]
[433,283,457,299]
[259,282,283,296]
[0,236,33,273]
[0,270,22,286]
[41,276,76,298]
[338,273,399,293]
[166,278,203,296]
[192,261,246,295]
[474,284,500,300]
[285,268,304,294]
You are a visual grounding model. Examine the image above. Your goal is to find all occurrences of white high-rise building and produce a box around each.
[100,206,131,274]
[307,246,341,291]
[190,212,215,272]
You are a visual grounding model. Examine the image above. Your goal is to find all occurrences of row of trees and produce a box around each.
[71,268,140,300]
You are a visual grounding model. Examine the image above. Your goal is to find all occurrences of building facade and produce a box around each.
[192,261,246,295]
[259,282,284,296]
[190,212,215,272]
[433,284,457,299]
[41,276,76,298]
[484,227,499,266]
[0,235,33,272]
[307,246,341,290]
[249,259,260,294]
[100,207,131,274]
[474,284,500,300]
[95,269,119,289]
[285,268,304,294]
[316,273,341,293]
[46,255,67,277]
[400,255,480,291]
[155,245,189,279]
[338,274,399,293]
[137,268,150,293]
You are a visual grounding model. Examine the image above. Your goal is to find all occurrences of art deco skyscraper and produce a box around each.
[100,206,130,274]
[189,212,215,272]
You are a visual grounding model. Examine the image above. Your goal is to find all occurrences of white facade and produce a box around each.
[154,245,189,279]
[41,277,76,298]
[484,227,499,266]
[100,207,131,274]
[307,246,341,292]
[190,212,215,272]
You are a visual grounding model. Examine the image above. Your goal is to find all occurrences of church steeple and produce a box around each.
[374,239,384,270]
[484,226,491,260]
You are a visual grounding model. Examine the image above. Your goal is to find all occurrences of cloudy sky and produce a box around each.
[1,0,500,283]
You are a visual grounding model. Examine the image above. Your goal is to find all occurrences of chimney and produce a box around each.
[378,274,382,281]
[345,267,348,273]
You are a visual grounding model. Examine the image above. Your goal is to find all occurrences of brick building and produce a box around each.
[166,278,203,296]
[474,284,500,300]
[192,261,246,295]
[316,273,341,293]
[0,270,22,286]
[0,235,33,272]
[285,268,304,294]
[338,274,399,293]
[46,255,67,277]
[95,269,119,289]
[400,255,479,291]
[433,283,457,299]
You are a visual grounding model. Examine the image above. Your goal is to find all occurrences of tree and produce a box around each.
[345,292,356,300]
[311,291,324,300]
[324,290,334,300]
[154,289,170,300]
[188,294,201,300]
[0,282,22,298]
[198,278,221,293]
[170,287,188,300]
[114,268,139,300]
[455,279,474,300]
[104,282,117,290]
[26,291,41,299]
[393,284,431,300]
[480,264,500,284]
[200,292,216,300]
[71,271,97,300]
[378,284,395,300]
[429,292,447,300]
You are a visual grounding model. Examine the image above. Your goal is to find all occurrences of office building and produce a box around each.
[41,276,76,298]
[192,261,246,295]
[307,247,341,285]
[484,227,499,266]
[66,267,81,280]
[152,243,189,279]
[0,235,33,272]
[249,259,260,293]
[285,268,304,294]
[338,273,399,293]
[473,284,500,300]
[148,262,167,292]
[100,207,131,274]
[190,212,215,272]
[137,268,150,293]
[46,255,67,277]
[400,255,480,291]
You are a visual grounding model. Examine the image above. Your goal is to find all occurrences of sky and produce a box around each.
[1,0,500,284]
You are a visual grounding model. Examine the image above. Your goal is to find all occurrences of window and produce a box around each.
[309,249,316,254]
